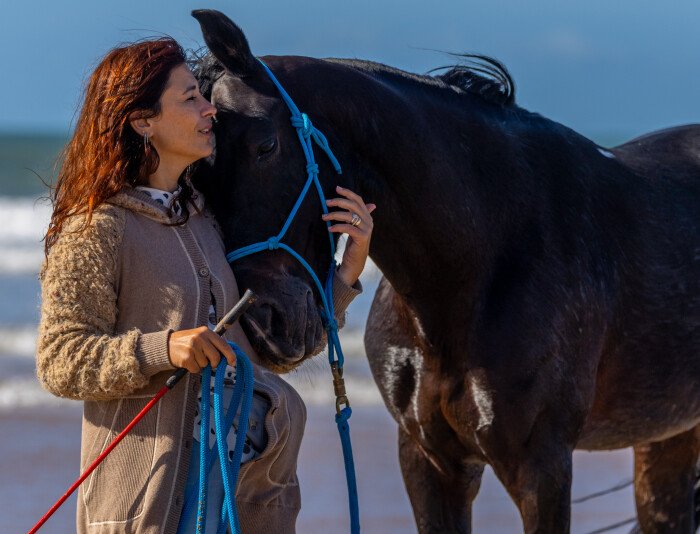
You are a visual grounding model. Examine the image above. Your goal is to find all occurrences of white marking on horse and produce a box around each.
[387,344,426,441]
[597,147,615,159]
[248,317,287,359]
[469,374,494,431]
[411,313,427,339]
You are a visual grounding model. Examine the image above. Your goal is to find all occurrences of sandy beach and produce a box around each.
[1,398,636,533]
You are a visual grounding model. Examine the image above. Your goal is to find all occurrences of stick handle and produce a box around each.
[214,288,257,336]
[165,289,257,389]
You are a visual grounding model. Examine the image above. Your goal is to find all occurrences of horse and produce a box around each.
[190,9,700,533]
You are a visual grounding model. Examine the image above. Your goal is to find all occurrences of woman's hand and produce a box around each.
[323,186,376,287]
[168,326,236,373]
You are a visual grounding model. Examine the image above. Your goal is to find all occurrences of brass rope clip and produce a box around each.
[331,361,350,415]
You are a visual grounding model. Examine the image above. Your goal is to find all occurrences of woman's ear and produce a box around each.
[128,112,151,137]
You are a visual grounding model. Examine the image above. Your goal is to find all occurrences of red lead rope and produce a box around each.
[28,386,169,534]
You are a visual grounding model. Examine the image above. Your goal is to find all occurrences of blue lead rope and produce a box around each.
[226,58,360,533]
[179,341,253,533]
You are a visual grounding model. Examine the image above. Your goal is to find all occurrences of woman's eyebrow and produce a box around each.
[182,84,197,95]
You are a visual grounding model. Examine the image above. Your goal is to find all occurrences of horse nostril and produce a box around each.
[304,290,324,353]
[256,302,286,340]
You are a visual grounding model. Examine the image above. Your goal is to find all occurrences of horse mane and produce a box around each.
[326,53,516,108]
[427,53,515,107]
[191,49,516,107]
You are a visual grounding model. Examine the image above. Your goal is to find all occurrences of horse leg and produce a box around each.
[482,418,575,534]
[366,278,484,531]
[399,428,483,534]
[632,425,700,533]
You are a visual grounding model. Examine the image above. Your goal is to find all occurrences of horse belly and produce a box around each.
[578,346,700,449]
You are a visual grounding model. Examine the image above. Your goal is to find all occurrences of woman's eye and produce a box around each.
[258,139,276,156]
[187,96,196,101]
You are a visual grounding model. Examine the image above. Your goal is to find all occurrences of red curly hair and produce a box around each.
[45,37,193,255]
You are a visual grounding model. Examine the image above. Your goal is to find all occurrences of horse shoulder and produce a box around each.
[365,277,439,427]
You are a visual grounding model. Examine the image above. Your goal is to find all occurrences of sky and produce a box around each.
[2,0,699,142]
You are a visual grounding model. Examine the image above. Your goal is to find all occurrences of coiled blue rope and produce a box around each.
[225,58,360,533]
[179,341,254,533]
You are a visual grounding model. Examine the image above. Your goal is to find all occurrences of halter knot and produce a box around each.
[325,318,339,332]
[291,113,313,137]
[266,236,280,250]
[306,163,319,175]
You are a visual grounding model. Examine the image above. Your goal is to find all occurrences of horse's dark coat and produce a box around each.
[191,10,700,533]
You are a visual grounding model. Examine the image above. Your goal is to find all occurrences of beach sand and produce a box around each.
[1,402,636,533]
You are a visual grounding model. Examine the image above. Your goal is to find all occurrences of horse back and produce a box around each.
[612,124,700,188]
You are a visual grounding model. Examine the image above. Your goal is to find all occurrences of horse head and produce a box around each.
[191,9,352,372]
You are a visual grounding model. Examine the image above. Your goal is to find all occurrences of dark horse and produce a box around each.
[191,10,700,533]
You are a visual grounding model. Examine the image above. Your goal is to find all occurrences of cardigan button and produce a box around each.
[198,267,209,277]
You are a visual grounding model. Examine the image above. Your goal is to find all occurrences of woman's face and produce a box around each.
[147,64,217,167]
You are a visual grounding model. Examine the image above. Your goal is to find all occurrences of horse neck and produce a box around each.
[312,61,530,312]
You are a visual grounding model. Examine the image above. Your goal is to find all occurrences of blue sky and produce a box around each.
[3,0,699,141]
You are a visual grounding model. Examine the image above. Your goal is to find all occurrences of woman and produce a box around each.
[37,37,375,533]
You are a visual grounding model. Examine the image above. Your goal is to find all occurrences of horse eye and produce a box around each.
[258,138,277,156]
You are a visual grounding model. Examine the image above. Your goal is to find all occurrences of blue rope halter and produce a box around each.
[226,58,360,534]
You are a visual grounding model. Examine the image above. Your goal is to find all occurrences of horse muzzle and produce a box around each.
[236,268,326,371]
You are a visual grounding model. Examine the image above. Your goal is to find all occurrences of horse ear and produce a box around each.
[191,9,259,77]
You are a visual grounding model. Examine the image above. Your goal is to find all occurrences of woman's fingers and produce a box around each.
[169,326,236,373]
[327,224,367,239]
[324,200,374,232]
[322,211,362,225]
[325,197,371,219]
[193,344,211,370]
[327,187,371,213]
[324,186,376,287]
[323,205,374,226]
[323,211,373,237]
[204,330,236,366]
[323,187,375,241]
[334,185,364,204]
[199,338,222,370]
[183,358,200,374]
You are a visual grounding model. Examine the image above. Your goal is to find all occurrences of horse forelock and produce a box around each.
[190,50,226,98]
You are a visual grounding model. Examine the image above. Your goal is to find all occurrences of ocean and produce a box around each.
[0,134,637,532]
[0,135,64,409]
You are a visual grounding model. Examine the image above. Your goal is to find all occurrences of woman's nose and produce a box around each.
[203,101,217,118]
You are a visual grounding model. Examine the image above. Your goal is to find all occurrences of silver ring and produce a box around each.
[350,213,362,227]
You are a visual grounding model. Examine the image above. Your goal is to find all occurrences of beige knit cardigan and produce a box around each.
[36,186,360,533]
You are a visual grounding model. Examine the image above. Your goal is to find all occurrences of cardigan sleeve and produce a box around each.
[36,207,173,401]
[302,272,362,359]
[331,271,363,329]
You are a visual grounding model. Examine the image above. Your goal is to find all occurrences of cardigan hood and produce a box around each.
[106,184,206,224]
